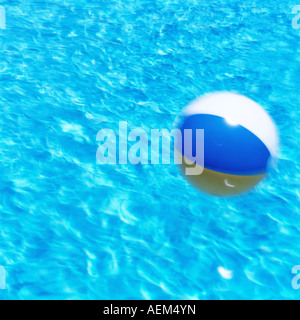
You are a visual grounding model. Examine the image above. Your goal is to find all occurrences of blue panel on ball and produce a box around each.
[178,114,270,175]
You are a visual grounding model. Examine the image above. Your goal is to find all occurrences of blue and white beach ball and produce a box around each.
[175,92,278,196]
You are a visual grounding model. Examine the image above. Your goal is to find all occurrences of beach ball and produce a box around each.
[175,92,278,196]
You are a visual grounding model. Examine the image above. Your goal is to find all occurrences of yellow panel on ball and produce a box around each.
[179,156,266,196]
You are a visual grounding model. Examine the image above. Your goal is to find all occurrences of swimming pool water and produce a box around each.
[0,0,299,300]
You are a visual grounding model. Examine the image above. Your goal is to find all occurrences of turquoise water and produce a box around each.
[0,0,299,300]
